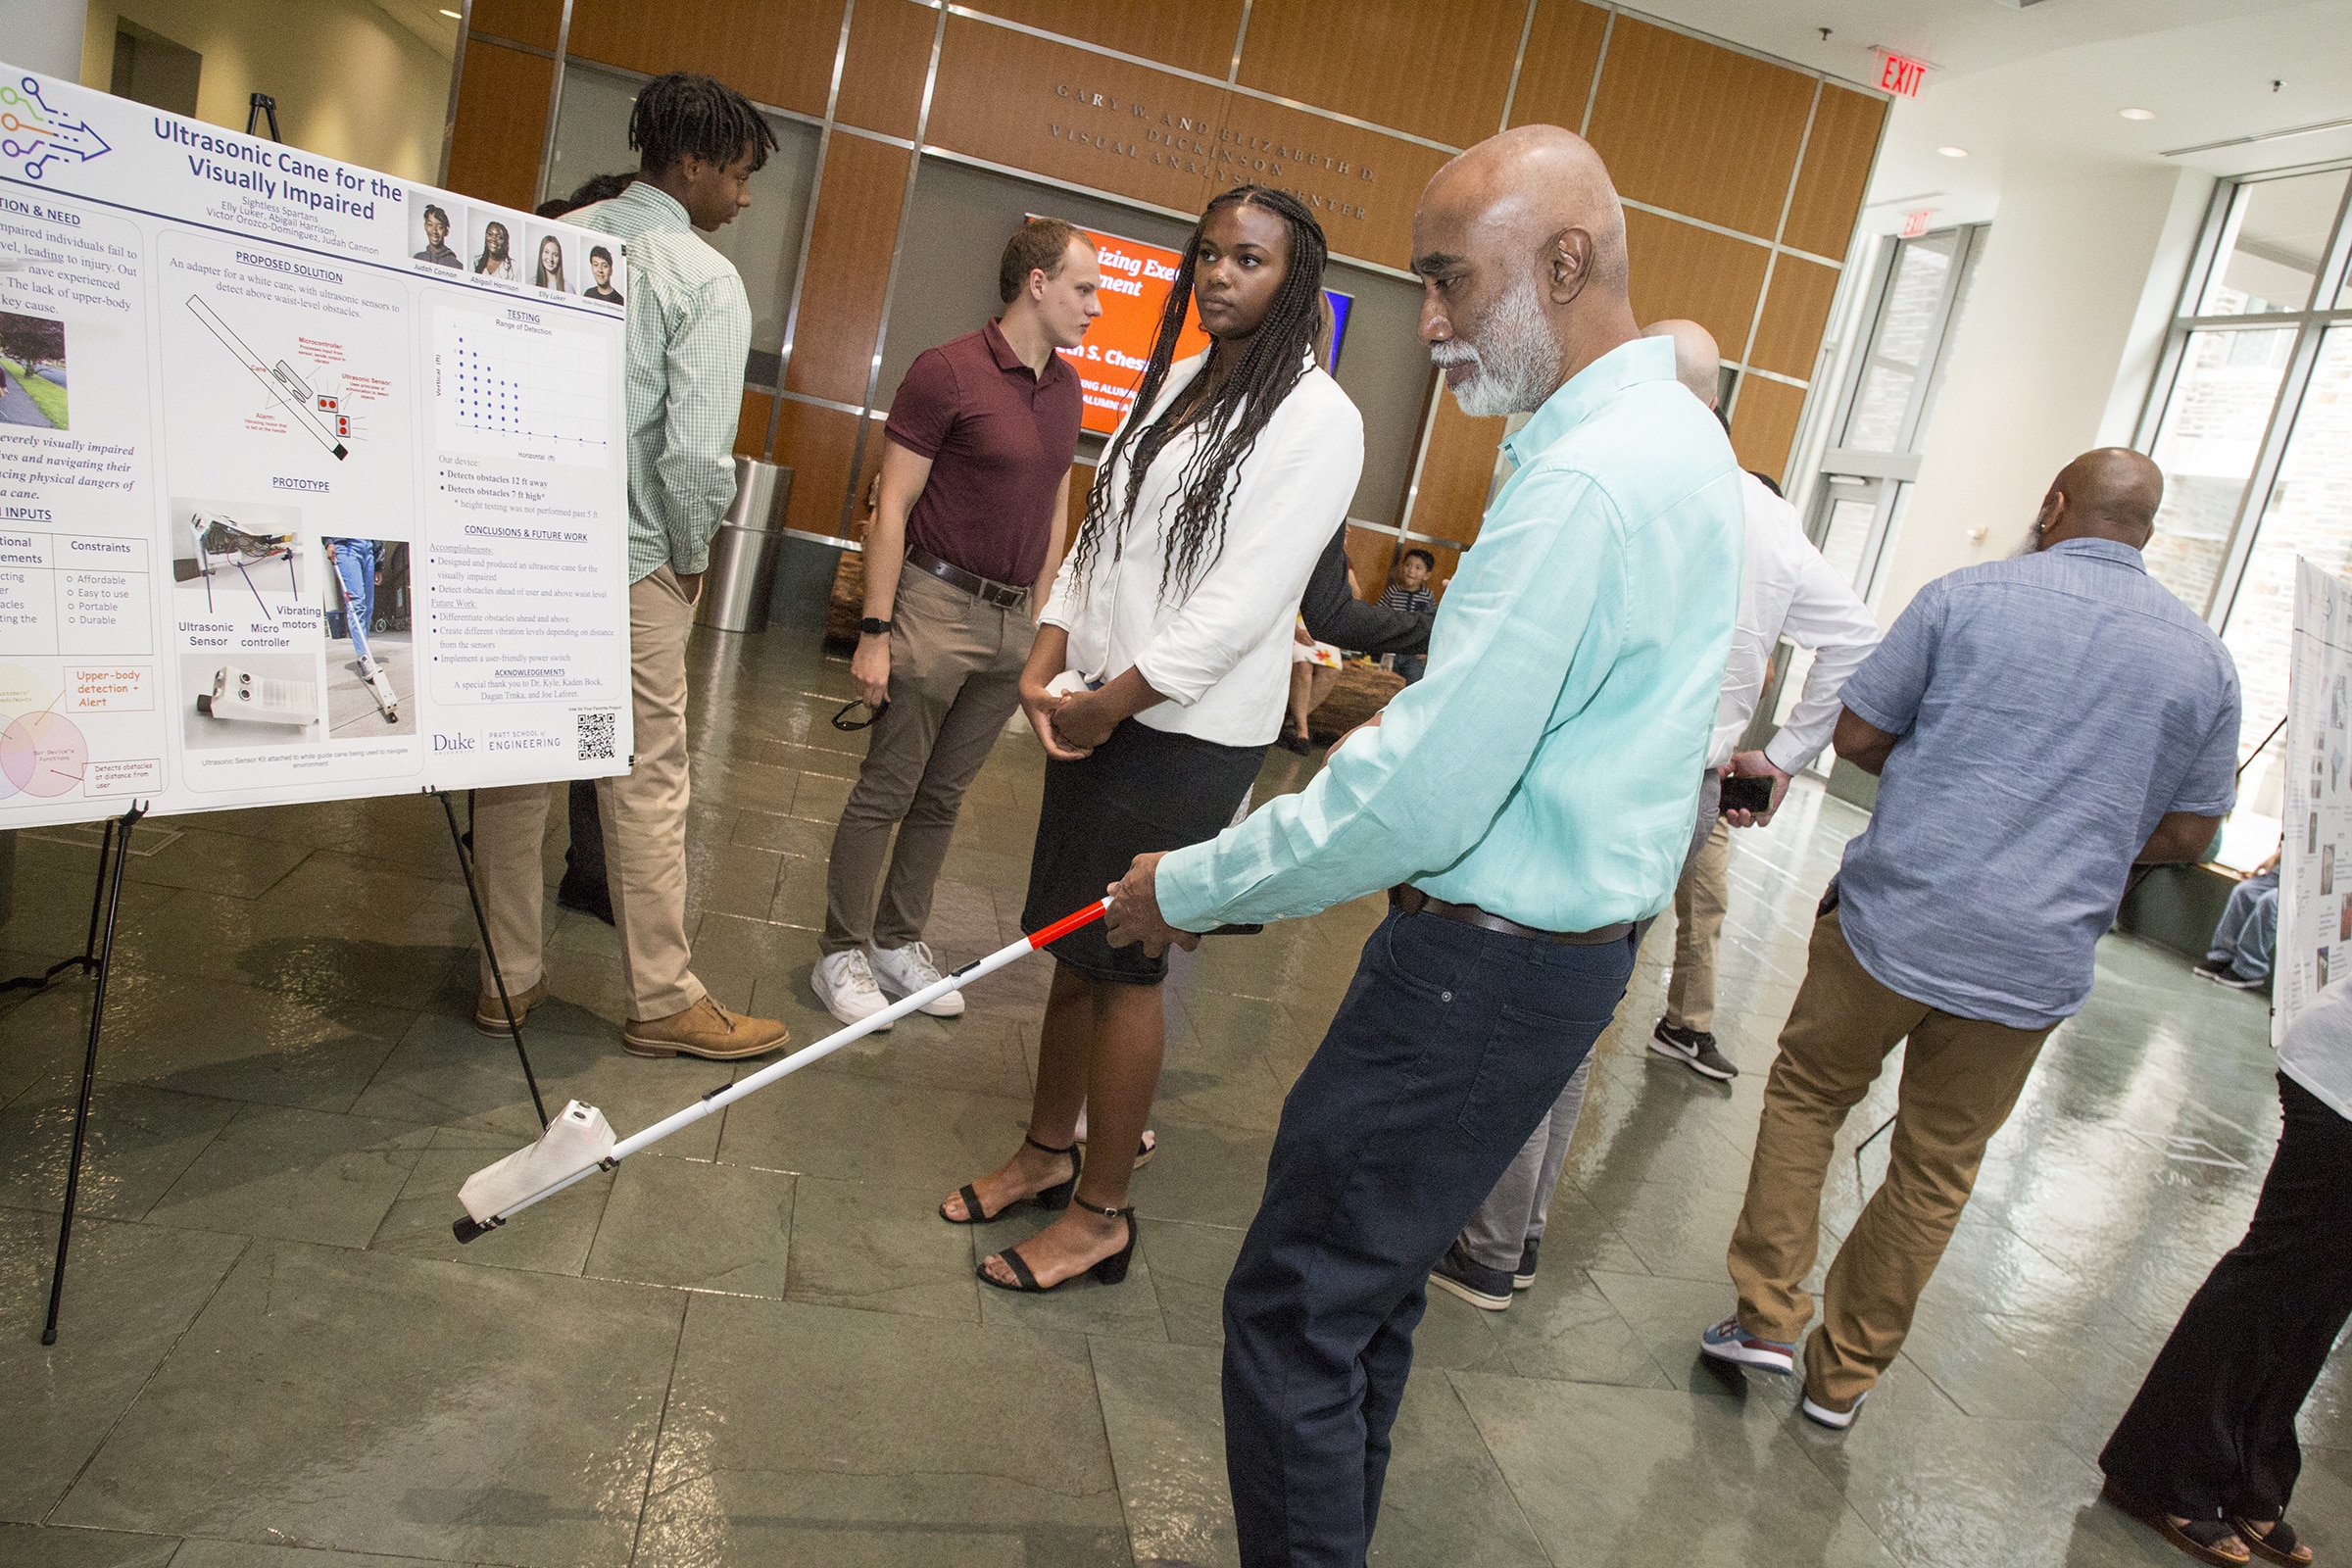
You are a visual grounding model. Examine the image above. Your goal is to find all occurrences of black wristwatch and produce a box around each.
[858,616,892,636]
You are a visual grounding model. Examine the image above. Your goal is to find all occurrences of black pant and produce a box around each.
[559,777,610,914]
[1221,907,1637,1566]
[2101,1072,2352,1523]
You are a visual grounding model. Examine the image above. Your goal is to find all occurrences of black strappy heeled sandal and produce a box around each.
[2231,1516,2312,1568]
[939,1135,1079,1225]
[977,1192,1138,1293]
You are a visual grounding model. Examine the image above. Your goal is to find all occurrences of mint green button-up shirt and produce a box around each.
[1156,336,1744,935]
[569,182,755,584]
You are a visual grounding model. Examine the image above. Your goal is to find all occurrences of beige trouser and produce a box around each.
[1728,906,2053,1411]
[474,565,705,1021]
[1665,815,1731,1032]
[821,567,1033,955]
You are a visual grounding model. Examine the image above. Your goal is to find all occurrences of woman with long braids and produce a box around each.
[938,186,1364,1292]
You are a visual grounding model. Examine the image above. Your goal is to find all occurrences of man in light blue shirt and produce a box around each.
[1701,448,2240,1431]
[1106,125,1742,1567]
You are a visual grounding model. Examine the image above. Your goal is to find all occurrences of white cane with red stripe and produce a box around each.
[451,899,1111,1242]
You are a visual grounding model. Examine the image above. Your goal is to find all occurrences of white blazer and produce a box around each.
[1042,350,1364,747]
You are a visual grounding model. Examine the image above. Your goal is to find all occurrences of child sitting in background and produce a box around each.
[1379,549,1438,682]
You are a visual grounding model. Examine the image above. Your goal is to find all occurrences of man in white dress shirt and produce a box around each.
[1431,318,1882,1310]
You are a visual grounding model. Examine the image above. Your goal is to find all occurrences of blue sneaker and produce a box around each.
[1700,1314,1795,1374]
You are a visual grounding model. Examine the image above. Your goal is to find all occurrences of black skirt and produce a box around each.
[1021,717,1267,984]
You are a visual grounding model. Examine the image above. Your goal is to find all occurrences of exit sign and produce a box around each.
[1878,50,1930,97]
[1900,209,1937,238]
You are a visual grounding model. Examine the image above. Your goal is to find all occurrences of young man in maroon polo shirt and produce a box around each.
[814,219,1101,1024]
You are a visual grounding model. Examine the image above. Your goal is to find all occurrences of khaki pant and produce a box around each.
[1666,815,1731,1032]
[822,568,1033,954]
[474,565,705,1021]
[1729,906,2053,1410]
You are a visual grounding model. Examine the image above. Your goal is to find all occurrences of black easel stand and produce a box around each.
[40,802,146,1347]
[434,788,549,1130]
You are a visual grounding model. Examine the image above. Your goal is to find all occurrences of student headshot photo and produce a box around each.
[533,231,569,292]
[414,204,461,268]
[473,219,514,279]
[584,244,623,304]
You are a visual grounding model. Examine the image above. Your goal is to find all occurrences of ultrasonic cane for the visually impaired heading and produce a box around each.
[452,899,1112,1242]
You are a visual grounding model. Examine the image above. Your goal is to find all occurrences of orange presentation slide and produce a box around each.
[1057,226,1209,435]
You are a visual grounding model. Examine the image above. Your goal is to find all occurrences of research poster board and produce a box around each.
[0,63,633,831]
[1041,219,1354,434]
[2277,557,2350,1043]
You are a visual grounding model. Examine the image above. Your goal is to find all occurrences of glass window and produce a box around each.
[2222,327,2352,760]
[548,63,822,385]
[2197,169,2348,317]
[1816,485,1877,589]
[1841,231,1955,452]
[2142,326,2299,612]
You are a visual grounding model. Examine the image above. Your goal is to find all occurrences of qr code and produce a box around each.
[577,710,617,762]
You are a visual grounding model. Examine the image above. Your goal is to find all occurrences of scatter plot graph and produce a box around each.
[433,309,612,466]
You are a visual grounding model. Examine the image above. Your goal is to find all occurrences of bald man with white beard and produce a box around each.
[1429,320,1885,1318]
[1102,126,1744,1566]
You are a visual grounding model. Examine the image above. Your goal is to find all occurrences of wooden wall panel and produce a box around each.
[735,390,773,459]
[964,0,1244,83]
[1623,208,1768,366]
[1066,461,1096,544]
[1343,524,1396,600]
[1729,376,1804,486]
[1407,390,1506,547]
[469,0,562,48]
[926,16,1216,219]
[447,42,554,209]
[772,400,865,537]
[1746,257,1838,380]
[784,132,911,406]
[1203,89,1448,271]
[1585,19,1815,240]
[566,0,842,117]
[924,16,1444,271]
[836,0,936,140]
[1506,0,1609,131]
[1783,84,1885,260]
[1236,0,1526,153]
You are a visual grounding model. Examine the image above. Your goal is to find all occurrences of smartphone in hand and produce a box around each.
[1719,773,1776,814]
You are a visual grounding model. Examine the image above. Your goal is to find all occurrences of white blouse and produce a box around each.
[1041,351,1364,747]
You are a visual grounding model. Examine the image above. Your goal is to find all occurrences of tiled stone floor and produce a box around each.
[1,613,2342,1566]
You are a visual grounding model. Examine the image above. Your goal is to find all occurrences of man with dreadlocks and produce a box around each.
[936,186,1363,1300]
[1103,126,1745,1564]
[470,73,791,1063]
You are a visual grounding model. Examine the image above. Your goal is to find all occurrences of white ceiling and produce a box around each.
[1627,0,2352,237]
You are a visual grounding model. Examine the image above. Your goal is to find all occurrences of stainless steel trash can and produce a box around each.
[694,458,793,633]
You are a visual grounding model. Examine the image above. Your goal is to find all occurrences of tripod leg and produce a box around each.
[440,791,549,1129]
[79,817,115,973]
[44,804,142,1346]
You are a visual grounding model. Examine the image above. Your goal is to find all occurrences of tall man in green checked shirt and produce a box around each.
[1104,126,1745,1565]
[472,74,790,1062]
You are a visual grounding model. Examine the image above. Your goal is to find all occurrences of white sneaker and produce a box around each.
[869,941,963,1016]
[811,949,894,1029]
[1800,1389,1867,1430]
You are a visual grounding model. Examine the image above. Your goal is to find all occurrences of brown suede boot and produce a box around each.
[622,998,789,1060]
[472,976,551,1037]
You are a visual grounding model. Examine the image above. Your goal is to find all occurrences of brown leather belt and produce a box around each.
[907,546,1028,609]
[1390,885,1635,946]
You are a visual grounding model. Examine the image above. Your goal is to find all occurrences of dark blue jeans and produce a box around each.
[1222,906,1638,1566]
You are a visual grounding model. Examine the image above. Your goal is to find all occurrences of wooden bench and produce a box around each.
[826,549,1409,739]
